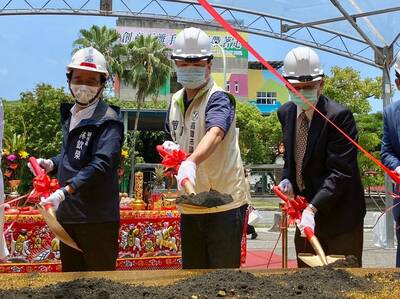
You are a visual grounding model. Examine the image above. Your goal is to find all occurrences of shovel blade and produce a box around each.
[326,255,347,265]
[298,253,347,267]
[36,204,82,252]
[298,253,325,267]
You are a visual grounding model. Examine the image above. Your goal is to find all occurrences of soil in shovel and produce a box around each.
[176,189,233,208]
[0,267,383,299]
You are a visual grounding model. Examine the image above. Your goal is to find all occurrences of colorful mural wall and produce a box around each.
[248,69,289,114]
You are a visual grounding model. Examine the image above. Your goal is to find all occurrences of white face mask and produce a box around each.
[176,66,207,89]
[70,84,100,106]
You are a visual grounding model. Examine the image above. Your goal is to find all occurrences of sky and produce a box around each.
[0,13,392,112]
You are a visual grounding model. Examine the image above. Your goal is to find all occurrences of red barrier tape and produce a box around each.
[197,0,400,184]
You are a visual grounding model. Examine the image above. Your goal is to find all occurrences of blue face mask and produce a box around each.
[176,66,207,89]
[289,88,319,110]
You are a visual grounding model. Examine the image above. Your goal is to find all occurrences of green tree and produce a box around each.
[121,34,172,196]
[73,25,125,96]
[3,84,71,192]
[323,66,382,114]
[236,102,282,164]
[355,112,384,189]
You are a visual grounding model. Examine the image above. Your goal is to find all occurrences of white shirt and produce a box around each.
[69,100,99,131]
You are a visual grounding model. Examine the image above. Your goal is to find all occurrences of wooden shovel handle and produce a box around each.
[181,178,196,195]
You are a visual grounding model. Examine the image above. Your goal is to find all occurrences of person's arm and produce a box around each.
[381,108,400,170]
[164,101,173,141]
[50,154,62,174]
[189,91,234,165]
[66,122,123,192]
[187,127,224,165]
[277,109,291,181]
[310,109,358,214]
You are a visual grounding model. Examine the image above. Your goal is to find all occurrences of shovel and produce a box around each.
[298,227,345,267]
[29,157,81,252]
[178,178,233,208]
[272,186,345,267]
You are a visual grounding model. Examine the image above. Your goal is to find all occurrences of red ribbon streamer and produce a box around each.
[197,0,400,184]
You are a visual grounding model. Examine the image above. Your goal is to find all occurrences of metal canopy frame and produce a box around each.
[0,0,399,69]
[0,0,398,248]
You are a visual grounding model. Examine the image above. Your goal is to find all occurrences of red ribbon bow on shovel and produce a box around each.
[27,157,60,204]
[272,186,308,224]
[156,145,189,179]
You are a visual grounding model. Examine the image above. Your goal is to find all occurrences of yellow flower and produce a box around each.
[19,150,29,159]
[121,149,129,159]
[2,149,9,156]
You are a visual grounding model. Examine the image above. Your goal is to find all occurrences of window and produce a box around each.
[234,81,239,93]
[226,81,230,92]
[266,91,277,104]
[256,91,277,104]
[256,91,266,104]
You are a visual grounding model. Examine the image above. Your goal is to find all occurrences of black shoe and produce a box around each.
[251,232,258,240]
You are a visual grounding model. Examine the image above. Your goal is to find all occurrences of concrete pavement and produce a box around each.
[247,211,397,268]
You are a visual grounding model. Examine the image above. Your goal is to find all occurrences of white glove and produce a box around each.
[278,179,294,197]
[176,160,197,191]
[395,166,400,175]
[40,189,65,211]
[28,158,54,175]
[162,141,180,153]
[297,209,315,237]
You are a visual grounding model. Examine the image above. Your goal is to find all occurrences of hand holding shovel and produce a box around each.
[29,157,81,252]
[273,185,345,267]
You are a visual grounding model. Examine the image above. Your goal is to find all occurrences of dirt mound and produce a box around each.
[0,268,377,299]
[176,189,233,207]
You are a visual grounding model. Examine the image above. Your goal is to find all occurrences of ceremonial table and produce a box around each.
[0,208,247,273]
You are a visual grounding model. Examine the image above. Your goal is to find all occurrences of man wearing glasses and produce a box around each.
[277,46,365,267]
[381,54,400,267]
[29,47,124,271]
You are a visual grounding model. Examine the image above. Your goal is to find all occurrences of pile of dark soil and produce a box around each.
[328,255,360,268]
[176,190,233,207]
[0,267,378,299]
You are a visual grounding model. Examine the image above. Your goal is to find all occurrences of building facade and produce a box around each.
[115,18,288,114]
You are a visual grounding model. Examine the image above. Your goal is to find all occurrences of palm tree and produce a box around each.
[122,34,172,197]
[73,25,125,97]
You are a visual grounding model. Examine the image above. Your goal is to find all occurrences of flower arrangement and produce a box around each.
[1,132,29,191]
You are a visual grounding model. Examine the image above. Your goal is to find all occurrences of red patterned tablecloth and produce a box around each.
[0,208,246,273]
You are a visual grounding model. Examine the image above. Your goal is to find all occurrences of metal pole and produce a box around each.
[382,64,395,248]
[215,44,227,91]
[280,203,288,268]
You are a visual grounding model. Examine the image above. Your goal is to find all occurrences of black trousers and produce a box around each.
[180,205,247,269]
[247,224,256,235]
[60,221,119,272]
[294,222,363,268]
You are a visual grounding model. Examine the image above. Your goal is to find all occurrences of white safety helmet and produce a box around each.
[67,47,109,77]
[394,53,400,75]
[282,46,323,84]
[171,27,213,61]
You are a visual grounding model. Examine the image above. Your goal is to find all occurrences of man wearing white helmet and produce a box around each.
[381,53,400,267]
[277,46,365,267]
[164,27,250,269]
[29,47,124,271]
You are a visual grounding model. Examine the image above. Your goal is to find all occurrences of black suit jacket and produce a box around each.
[277,95,365,237]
